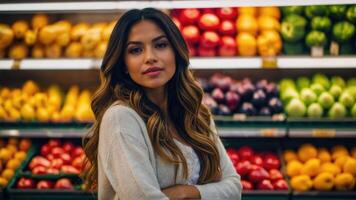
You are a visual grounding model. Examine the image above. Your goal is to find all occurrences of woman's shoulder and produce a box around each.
[103,100,141,123]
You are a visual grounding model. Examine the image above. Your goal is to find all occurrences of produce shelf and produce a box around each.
[242,190,290,200]
[0,0,355,13]
[291,191,356,200]
[287,118,356,138]
[2,57,356,70]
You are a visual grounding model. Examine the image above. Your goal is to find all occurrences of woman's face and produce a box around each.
[124,20,176,90]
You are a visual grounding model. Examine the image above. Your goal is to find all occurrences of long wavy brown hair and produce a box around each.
[83,8,221,190]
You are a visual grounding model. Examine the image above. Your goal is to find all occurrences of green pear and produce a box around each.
[281,88,299,104]
[331,76,346,88]
[346,86,356,99]
[318,92,334,109]
[297,76,310,90]
[300,88,317,106]
[339,91,355,108]
[329,85,343,100]
[328,102,347,119]
[311,83,325,96]
[347,78,356,87]
[307,103,323,118]
[280,78,296,92]
[351,103,356,118]
[313,73,330,90]
[286,98,306,117]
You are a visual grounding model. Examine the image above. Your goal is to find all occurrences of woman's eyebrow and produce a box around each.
[126,35,167,47]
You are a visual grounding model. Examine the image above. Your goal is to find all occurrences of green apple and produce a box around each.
[347,78,356,87]
[346,86,356,99]
[339,91,355,108]
[331,76,346,88]
[329,84,343,99]
[286,98,306,117]
[280,78,296,92]
[297,76,310,90]
[281,88,299,104]
[307,103,323,118]
[318,92,335,109]
[328,102,347,119]
[311,83,325,96]
[300,88,317,105]
[313,73,330,90]
[351,103,356,117]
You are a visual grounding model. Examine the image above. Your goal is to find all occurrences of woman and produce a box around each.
[83,8,241,200]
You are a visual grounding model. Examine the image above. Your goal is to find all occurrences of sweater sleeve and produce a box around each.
[98,105,169,200]
[195,120,242,200]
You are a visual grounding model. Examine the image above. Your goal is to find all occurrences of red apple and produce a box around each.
[51,147,64,158]
[250,155,264,167]
[46,167,60,174]
[201,8,216,14]
[182,25,200,44]
[198,13,220,31]
[179,9,201,25]
[62,142,75,152]
[269,169,283,181]
[50,158,64,170]
[218,36,237,57]
[60,153,72,165]
[40,144,51,156]
[71,147,84,158]
[263,155,280,170]
[29,156,51,170]
[226,148,239,164]
[200,31,220,48]
[172,17,182,30]
[241,180,254,190]
[72,156,84,170]
[238,146,254,161]
[171,9,181,18]
[37,180,53,189]
[198,46,216,57]
[219,20,236,36]
[46,154,55,161]
[235,160,252,176]
[188,44,197,57]
[17,177,36,189]
[61,165,80,174]
[273,179,289,190]
[216,7,237,20]
[32,165,47,175]
[54,178,73,189]
[48,139,61,148]
[257,179,274,190]
[249,168,270,183]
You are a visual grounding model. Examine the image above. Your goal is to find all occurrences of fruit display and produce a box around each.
[0,138,32,187]
[16,177,80,190]
[199,73,283,116]
[227,146,289,190]
[26,139,85,175]
[171,6,282,57]
[0,14,115,59]
[280,74,356,118]
[281,5,356,55]
[284,143,356,191]
[0,80,94,122]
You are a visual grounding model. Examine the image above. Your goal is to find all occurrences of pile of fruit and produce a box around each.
[171,6,282,57]
[0,14,115,59]
[0,138,32,187]
[227,146,288,190]
[0,80,94,122]
[284,143,356,191]
[281,5,356,55]
[16,177,79,190]
[27,139,84,175]
[200,73,283,116]
[280,74,356,118]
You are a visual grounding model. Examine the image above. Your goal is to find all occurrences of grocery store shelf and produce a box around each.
[0,0,355,12]
[0,129,88,138]
[2,56,356,70]
[218,127,286,137]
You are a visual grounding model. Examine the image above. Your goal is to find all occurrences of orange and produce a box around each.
[1,169,14,180]
[0,149,11,161]
[258,7,281,19]
[335,156,350,169]
[298,143,318,163]
[318,148,332,163]
[32,14,49,30]
[238,7,257,16]
[257,15,280,32]
[14,151,26,161]
[6,159,21,170]
[11,20,29,39]
[0,24,14,49]
[19,139,31,151]
[236,32,256,56]
[0,177,8,187]
[236,15,258,36]
[283,150,298,163]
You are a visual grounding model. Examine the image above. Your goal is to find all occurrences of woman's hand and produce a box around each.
[162,185,201,200]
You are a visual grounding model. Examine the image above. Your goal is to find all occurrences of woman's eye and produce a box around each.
[128,47,142,54]
[155,42,168,49]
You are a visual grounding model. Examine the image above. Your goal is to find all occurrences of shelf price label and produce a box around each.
[312,129,336,137]
[260,128,278,137]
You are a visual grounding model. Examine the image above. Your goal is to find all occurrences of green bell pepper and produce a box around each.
[332,21,355,43]
[281,6,304,16]
[347,5,356,23]
[305,30,327,47]
[305,5,329,19]
[329,5,347,20]
[311,16,332,32]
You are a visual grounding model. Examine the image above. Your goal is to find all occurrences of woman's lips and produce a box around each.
[143,66,163,76]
